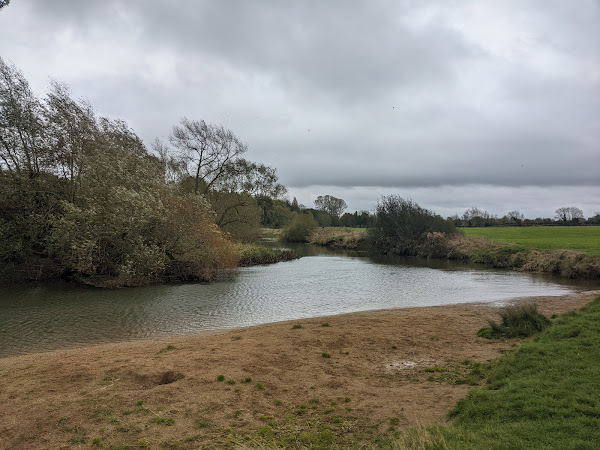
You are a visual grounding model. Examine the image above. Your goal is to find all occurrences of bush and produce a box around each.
[483,303,551,339]
[283,214,318,242]
[369,195,457,254]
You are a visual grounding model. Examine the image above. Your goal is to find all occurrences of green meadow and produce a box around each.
[395,296,600,449]
[461,226,600,256]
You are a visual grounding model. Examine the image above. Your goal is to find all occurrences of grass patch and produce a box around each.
[158,345,176,354]
[322,352,331,358]
[481,303,551,339]
[462,226,600,256]
[397,296,600,448]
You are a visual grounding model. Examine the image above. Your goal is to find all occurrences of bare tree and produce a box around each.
[555,206,584,223]
[506,210,524,223]
[169,118,247,195]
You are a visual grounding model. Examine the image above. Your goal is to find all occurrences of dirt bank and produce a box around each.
[0,291,597,449]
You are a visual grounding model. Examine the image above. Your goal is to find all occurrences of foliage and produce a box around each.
[0,58,239,286]
[369,195,457,254]
[283,214,318,242]
[314,195,347,219]
[481,304,551,339]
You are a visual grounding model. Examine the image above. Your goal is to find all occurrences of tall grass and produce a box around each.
[480,303,552,339]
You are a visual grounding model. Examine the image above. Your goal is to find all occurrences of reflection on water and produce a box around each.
[0,243,582,357]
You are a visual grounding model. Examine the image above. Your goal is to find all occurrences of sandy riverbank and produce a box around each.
[0,291,597,449]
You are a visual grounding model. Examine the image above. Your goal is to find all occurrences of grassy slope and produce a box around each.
[398,296,600,449]
[461,226,600,256]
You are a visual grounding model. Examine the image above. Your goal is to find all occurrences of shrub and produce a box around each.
[369,195,457,255]
[484,304,551,338]
[283,213,318,242]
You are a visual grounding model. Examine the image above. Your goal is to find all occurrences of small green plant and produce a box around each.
[321,322,330,327]
[232,336,242,341]
[256,382,265,390]
[196,421,209,428]
[391,345,398,350]
[274,400,282,406]
[153,417,174,425]
[92,437,102,446]
[483,304,551,338]
[244,377,252,383]
[158,345,176,354]
[135,400,144,407]
[227,379,236,385]
[292,324,303,329]
[217,375,225,382]
[138,439,149,447]
[322,352,331,358]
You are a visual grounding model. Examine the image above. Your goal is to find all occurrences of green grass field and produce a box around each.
[461,226,600,256]
[393,296,600,449]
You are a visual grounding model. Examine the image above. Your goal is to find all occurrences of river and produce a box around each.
[0,243,585,357]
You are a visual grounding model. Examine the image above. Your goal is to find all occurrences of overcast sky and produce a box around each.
[1,0,598,218]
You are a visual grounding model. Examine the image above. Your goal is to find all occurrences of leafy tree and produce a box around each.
[314,195,347,219]
[291,197,300,212]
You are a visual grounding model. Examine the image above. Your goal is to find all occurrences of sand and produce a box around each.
[0,290,597,449]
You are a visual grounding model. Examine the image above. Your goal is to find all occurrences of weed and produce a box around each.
[227,379,236,385]
[274,400,282,406]
[324,407,335,414]
[322,352,331,358]
[96,408,113,418]
[232,336,242,340]
[196,421,209,428]
[424,367,446,373]
[321,322,331,327]
[135,400,144,407]
[217,375,225,382]
[153,417,174,425]
[292,324,303,329]
[391,345,398,350]
[485,303,551,338]
[158,345,176,354]
[122,410,132,415]
[256,382,265,390]
[138,439,149,447]
[92,437,102,446]
[244,377,252,383]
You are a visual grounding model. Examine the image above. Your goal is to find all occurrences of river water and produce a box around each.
[0,244,583,357]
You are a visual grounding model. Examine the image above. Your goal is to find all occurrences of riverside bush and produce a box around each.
[369,195,458,255]
[283,214,318,242]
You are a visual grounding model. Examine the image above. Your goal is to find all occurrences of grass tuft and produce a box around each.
[483,303,551,338]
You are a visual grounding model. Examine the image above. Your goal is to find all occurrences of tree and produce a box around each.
[291,197,300,212]
[168,118,247,195]
[555,207,584,223]
[314,195,347,218]
[506,210,524,225]
[0,57,48,178]
[0,1,10,11]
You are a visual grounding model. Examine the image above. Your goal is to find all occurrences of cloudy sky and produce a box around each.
[1,0,598,218]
